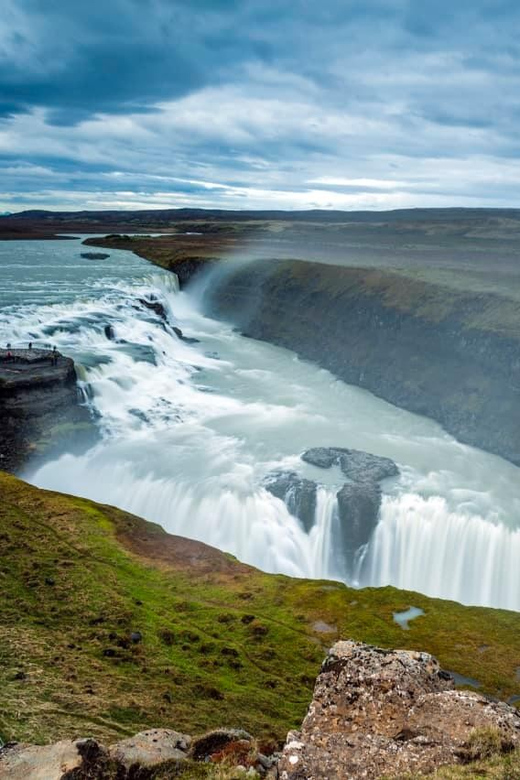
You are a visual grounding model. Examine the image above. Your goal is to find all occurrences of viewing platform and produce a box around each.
[0,348,76,390]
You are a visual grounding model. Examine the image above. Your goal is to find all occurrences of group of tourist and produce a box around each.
[2,342,59,365]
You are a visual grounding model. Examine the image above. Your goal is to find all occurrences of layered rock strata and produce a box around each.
[0,348,90,471]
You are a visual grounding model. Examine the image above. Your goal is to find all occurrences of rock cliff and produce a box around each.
[0,348,91,472]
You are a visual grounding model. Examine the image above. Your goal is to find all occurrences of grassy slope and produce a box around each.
[1,472,520,750]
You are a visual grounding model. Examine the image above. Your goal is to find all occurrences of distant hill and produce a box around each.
[4,206,520,225]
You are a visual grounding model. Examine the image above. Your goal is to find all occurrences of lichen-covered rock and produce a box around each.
[0,738,110,780]
[109,728,190,774]
[275,640,520,779]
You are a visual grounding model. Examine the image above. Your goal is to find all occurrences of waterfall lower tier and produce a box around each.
[359,494,520,611]
[32,452,343,581]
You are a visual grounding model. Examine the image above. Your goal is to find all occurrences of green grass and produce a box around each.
[1,471,520,749]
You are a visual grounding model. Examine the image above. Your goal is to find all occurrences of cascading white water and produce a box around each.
[359,494,520,610]
[2,238,520,610]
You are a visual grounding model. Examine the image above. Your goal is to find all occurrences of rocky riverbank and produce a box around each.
[0,348,93,471]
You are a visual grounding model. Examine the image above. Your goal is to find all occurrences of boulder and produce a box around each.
[264,471,317,532]
[138,297,167,320]
[276,640,520,779]
[0,738,110,780]
[109,728,190,774]
[190,728,253,761]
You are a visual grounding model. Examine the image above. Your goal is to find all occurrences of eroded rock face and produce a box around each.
[276,640,520,780]
[264,471,317,532]
[335,481,382,566]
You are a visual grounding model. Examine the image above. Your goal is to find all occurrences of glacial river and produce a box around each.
[1,237,519,610]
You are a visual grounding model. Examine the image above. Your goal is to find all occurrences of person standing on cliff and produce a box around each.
[51,346,58,366]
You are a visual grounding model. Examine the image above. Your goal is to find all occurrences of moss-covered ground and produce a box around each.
[1,471,520,750]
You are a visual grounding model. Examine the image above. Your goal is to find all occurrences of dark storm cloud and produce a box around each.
[1,0,520,209]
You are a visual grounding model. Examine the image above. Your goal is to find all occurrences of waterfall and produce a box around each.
[8,238,519,612]
[308,488,343,580]
[359,494,520,610]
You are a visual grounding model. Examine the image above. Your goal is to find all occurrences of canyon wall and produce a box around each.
[177,257,520,466]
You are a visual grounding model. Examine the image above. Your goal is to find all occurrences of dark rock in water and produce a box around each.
[104,324,115,340]
[301,447,399,575]
[277,640,520,779]
[336,481,382,572]
[138,297,167,320]
[302,446,399,483]
[172,325,200,344]
[264,471,317,532]
[80,251,110,260]
[301,447,338,469]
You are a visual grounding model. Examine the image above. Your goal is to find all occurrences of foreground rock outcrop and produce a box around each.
[4,640,520,779]
[276,640,520,779]
[0,727,273,779]
[0,348,91,471]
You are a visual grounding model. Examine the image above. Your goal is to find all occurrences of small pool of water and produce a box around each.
[393,606,425,630]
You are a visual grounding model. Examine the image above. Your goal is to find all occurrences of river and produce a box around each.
[1,237,519,610]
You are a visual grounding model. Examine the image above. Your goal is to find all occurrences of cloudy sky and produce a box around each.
[1,0,519,212]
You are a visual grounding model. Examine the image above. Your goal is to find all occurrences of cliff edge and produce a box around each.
[0,348,91,471]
